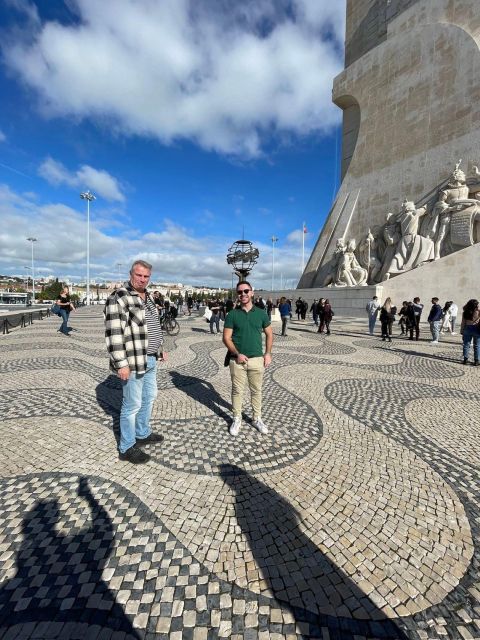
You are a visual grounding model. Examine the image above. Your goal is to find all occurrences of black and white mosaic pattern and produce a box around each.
[0,308,479,639]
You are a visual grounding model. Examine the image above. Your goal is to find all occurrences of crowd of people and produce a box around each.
[365,295,479,364]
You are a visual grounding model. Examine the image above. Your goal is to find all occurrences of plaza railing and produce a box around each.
[1,308,51,335]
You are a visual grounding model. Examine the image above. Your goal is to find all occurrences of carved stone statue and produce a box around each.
[335,239,368,286]
[421,160,470,259]
[319,238,346,287]
[419,160,480,258]
[383,199,434,277]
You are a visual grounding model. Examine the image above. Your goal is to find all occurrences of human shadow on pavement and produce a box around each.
[169,371,233,424]
[0,477,140,639]
[95,375,122,445]
[219,464,408,639]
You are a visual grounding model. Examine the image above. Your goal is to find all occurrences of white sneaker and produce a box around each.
[430,340,439,344]
[253,417,269,434]
[230,417,241,436]
[451,332,456,335]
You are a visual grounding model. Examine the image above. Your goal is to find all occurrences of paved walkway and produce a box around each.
[0,308,478,639]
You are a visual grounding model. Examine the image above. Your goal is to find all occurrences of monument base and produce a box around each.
[258,285,383,318]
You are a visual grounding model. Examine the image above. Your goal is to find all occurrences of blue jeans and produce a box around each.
[210,314,220,333]
[463,325,480,361]
[368,315,377,335]
[430,321,441,341]
[119,356,158,453]
[58,309,70,334]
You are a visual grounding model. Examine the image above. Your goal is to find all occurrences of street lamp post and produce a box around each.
[27,237,37,303]
[271,236,278,292]
[80,191,96,305]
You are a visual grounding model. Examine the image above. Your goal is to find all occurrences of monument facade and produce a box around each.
[299,0,480,306]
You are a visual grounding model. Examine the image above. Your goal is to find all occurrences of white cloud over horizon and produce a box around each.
[38,157,126,202]
[4,0,345,157]
[0,183,313,289]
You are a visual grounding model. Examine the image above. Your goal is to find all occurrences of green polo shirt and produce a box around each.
[224,306,271,357]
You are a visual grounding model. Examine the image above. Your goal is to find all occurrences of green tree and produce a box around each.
[37,281,63,301]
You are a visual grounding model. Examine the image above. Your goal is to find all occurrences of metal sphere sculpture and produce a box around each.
[226,240,259,282]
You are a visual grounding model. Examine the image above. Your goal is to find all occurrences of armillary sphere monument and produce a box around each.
[226,240,259,283]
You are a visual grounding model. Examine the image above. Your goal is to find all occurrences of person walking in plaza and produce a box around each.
[295,298,303,320]
[209,299,221,334]
[56,286,75,335]
[380,298,396,342]
[320,299,334,335]
[460,299,480,365]
[409,296,424,341]
[317,298,326,333]
[278,296,291,336]
[266,298,274,320]
[441,301,453,334]
[223,281,273,436]
[365,295,380,335]
[104,260,167,464]
[398,301,409,335]
[449,301,458,334]
[310,299,319,327]
[427,297,443,344]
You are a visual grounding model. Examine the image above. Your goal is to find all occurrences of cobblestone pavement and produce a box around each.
[0,308,479,639]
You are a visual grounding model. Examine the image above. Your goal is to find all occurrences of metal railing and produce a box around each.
[1,308,51,335]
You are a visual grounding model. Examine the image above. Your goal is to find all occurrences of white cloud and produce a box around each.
[4,0,345,157]
[38,157,125,202]
[286,228,308,245]
[0,183,312,288]
[0,129,6,142]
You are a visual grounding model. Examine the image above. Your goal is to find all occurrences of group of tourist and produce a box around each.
[365,294,479,364]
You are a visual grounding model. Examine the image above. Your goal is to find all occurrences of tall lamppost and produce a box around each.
[80,190,96,305]
[271,236,278,292]
[26,237,37,303]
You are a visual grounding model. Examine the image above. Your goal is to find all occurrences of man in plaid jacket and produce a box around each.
[104,260,167,463]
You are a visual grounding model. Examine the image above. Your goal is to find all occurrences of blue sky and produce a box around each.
[0,0,346,289]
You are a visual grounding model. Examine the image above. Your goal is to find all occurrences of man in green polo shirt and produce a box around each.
[223,280,273,436]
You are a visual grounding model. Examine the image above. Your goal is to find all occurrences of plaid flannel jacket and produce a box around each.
[104,282,163,373]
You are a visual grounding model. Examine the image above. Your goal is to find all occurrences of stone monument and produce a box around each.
[299,0,480,309]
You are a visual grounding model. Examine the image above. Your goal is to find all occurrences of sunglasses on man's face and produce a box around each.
[237,289,251,295]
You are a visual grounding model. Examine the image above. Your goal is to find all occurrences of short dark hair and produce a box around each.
[236,280,253,291]
[431,297,439,303]
[413,297,420,303]
[373,296,378,300]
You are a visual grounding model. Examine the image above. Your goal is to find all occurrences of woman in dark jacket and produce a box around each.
[321,299,333,335]
[380,297,396,342]
[56,286,74,335]
[316,298,326,333]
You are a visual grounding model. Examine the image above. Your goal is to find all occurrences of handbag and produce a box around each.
[50,303,61,316]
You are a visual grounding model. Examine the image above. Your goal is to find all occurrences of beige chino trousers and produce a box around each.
[229,356,265,419]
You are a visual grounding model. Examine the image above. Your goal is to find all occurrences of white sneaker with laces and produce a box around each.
[253,417,269,434]
[230,417,241,436]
